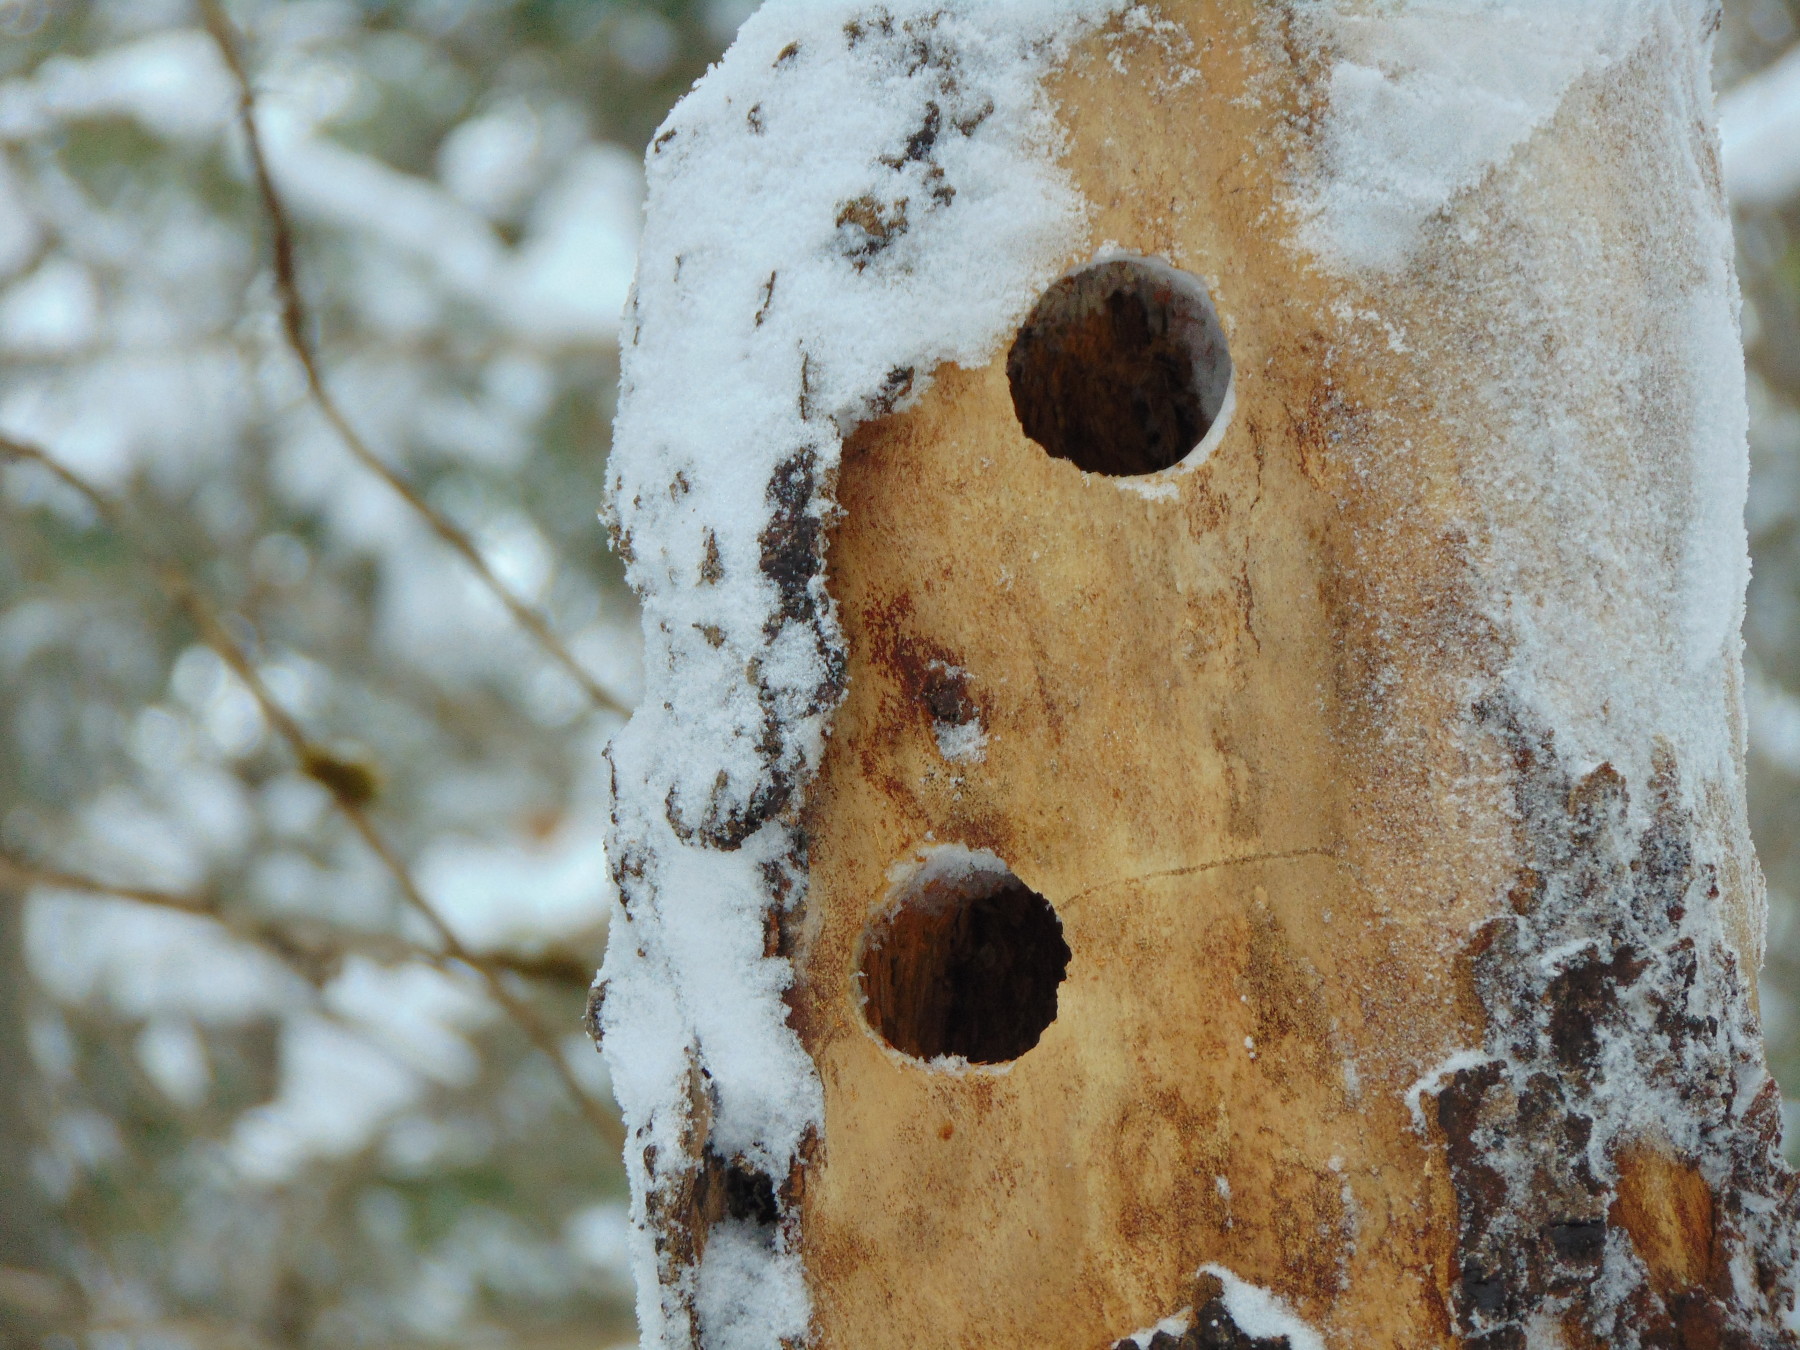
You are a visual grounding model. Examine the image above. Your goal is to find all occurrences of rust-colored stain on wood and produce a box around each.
[1613,1143,1719,1298]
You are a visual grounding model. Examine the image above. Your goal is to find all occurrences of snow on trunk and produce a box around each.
[595,4,1129,1346]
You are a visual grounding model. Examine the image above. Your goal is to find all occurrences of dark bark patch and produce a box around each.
[1421,694,1800,1346]
[583,979,607,1050]
[834,193,909,267]
[855,587,996,765]
[1543,944,1649,1073]
[699,528,723,584]
[759,448,823,632]
[1546,1219,1606,1264]
[881,99,940,165]
[1113,1273,1296,1350]
[695,1148,781,1238]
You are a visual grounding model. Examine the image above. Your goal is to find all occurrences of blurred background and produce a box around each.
[1,2,1799,1347]
[0,0,750,1345]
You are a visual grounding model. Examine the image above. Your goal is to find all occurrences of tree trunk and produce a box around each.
[598,3,1798,1347]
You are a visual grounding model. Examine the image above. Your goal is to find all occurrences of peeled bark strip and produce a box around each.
[596,2,1798,1347]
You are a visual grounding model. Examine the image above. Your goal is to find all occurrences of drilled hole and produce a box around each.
[1007,257,1231,477]
[858,848,1070,1065]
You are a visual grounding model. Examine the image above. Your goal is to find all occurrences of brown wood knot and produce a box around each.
[301,745,380,805]
[920,663,975,727]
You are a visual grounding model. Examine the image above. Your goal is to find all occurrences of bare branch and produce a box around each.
[196,0,629,720]
[0,435,621,1148]
[0,856,212,914]
[0,852,594,988]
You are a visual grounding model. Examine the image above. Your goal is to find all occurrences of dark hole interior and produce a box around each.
[696,1148,779,1234]
[1007,257,1231,477]
[858,865,1070,1065]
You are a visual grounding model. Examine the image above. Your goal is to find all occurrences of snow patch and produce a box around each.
[694,1219,812,1350]
[932,715,988,762]
[1294,0,1749,812]
[885,839,1012,889]
[1293,2,1656,272]
[1197,1266,1327,1350]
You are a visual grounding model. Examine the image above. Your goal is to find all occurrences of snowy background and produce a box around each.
[0,1,1799,1347]
[0,1,750,1345]
[1714,0,1800,1163]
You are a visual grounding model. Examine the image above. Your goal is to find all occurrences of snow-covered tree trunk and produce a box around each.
[595,2,1800,1347]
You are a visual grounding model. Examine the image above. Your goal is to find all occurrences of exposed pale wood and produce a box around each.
[782,4,1781,1348]
[1612,1143,1718,1299]
[793,11,1477,1345]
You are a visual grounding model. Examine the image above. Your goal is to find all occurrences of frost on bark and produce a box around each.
[595,2,1800,1348]
[1432,696,1799,1346]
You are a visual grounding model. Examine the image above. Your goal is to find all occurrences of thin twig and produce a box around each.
[196,0,628,720]
[0,852,593,987]
[0,856,211,913]
[0,436,621,1148]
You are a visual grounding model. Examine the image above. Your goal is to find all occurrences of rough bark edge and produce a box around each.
[1419,691,1800,1348]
